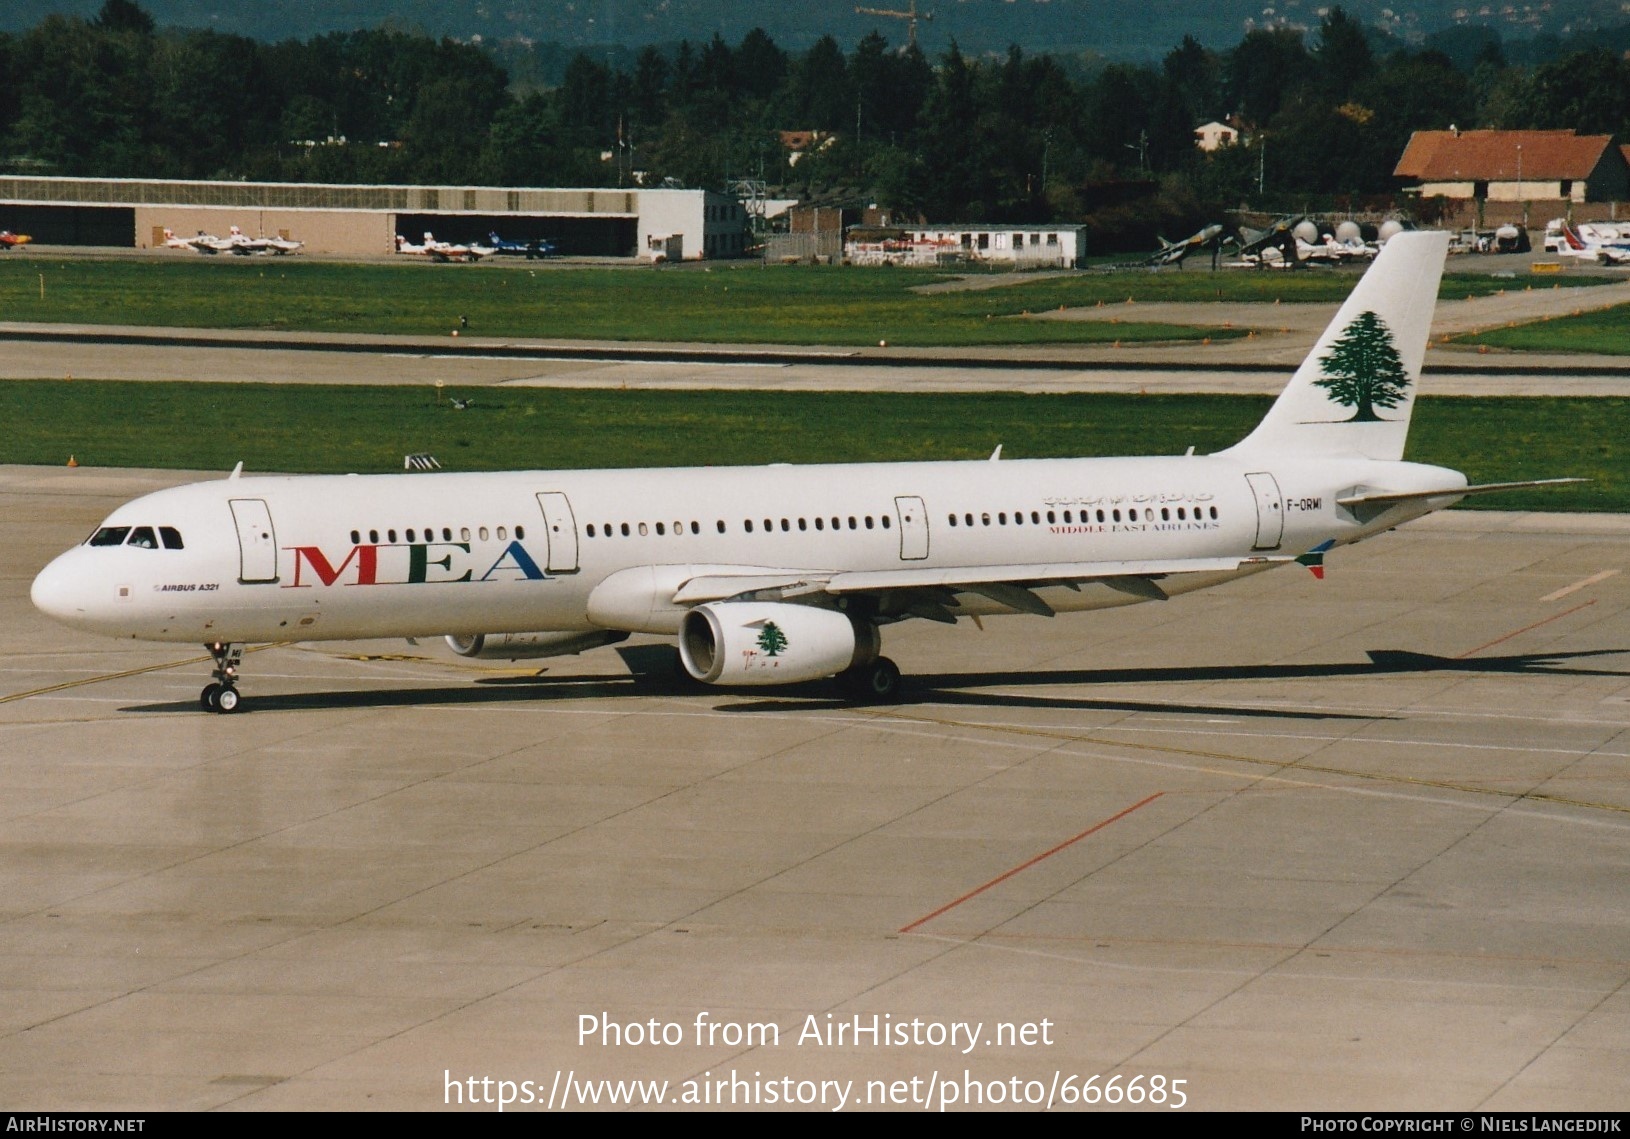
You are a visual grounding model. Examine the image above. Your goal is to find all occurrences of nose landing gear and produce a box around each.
[200,642,245,713]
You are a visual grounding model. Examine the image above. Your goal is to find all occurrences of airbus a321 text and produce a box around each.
[32,232,1578,712]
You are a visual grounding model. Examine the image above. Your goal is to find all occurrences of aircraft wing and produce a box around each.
[672,554,1289,614]
[825,556,1282,592]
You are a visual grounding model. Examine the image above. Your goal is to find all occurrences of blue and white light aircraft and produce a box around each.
[31,232,1574,711]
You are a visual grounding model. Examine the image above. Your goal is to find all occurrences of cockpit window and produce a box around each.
[86,525,183,549]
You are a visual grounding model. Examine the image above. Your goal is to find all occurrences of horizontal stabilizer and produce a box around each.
[1336,478,1587,508]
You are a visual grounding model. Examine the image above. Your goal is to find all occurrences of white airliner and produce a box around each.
[31,232,1574,712]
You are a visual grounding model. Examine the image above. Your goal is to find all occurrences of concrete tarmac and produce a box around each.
[3,464,1628,1111]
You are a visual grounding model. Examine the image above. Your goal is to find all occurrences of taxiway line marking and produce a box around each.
[1455,599,1596,660]
[1539,569,1619,602]
[899,792,1163,934]
[0,644,286,706]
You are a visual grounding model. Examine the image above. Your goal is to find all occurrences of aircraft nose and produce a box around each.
[31,551,98,627]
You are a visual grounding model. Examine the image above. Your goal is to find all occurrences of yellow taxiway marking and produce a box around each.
[0,644,287,706]
[1540,569,1620,602]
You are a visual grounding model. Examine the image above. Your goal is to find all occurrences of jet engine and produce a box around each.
[444,630,629,660]
[678,602,879,686]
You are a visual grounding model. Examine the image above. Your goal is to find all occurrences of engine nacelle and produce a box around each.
[678,602,879,686]
[444,630,629,660]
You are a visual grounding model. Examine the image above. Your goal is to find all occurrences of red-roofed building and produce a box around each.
[1395,129,1628,205]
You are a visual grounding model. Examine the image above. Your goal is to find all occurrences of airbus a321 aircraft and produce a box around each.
[32,232,1573,712]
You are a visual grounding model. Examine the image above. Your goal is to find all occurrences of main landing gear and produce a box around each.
[200,641,245,713]
[837,655,901,702]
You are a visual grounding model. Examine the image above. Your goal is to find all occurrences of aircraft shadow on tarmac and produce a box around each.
[119,646,1629,717]
[717,647,1630,715]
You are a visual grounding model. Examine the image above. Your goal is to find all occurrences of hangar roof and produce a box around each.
[1394,130,1619,182]
[0,176,726,216]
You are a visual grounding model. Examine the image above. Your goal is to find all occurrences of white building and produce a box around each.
[637,189,747,261]
[1193,121,1241,152]
[882,224,1085,268]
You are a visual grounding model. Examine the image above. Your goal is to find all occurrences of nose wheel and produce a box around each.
[200,642,245,713]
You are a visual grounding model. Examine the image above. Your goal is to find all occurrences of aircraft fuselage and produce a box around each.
[32,453,1462,646]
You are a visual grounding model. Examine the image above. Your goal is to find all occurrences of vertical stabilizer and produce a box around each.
[1220,230,1449,462]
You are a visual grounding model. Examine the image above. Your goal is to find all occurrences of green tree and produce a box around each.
[790,35,850,132]
[756,622,788,657]
[1228,28,1312,128]
[93,0,154,36]
[1315,310,1410,422]
[1314,7,1375,100]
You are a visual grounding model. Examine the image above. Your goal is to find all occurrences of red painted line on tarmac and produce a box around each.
[899,792,1164,934]
[1455,599,1595,660]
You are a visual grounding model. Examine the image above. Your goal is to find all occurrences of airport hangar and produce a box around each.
[0,175,749,261]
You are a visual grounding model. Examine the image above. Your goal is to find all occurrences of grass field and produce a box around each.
[4,380,1618,512]
[0,256,1611,347]
[1457,299,1630,355]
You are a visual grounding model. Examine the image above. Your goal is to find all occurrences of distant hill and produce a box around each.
[6,0,1630,57]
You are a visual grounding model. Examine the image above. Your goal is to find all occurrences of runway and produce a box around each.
[3,464,1628,1110]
